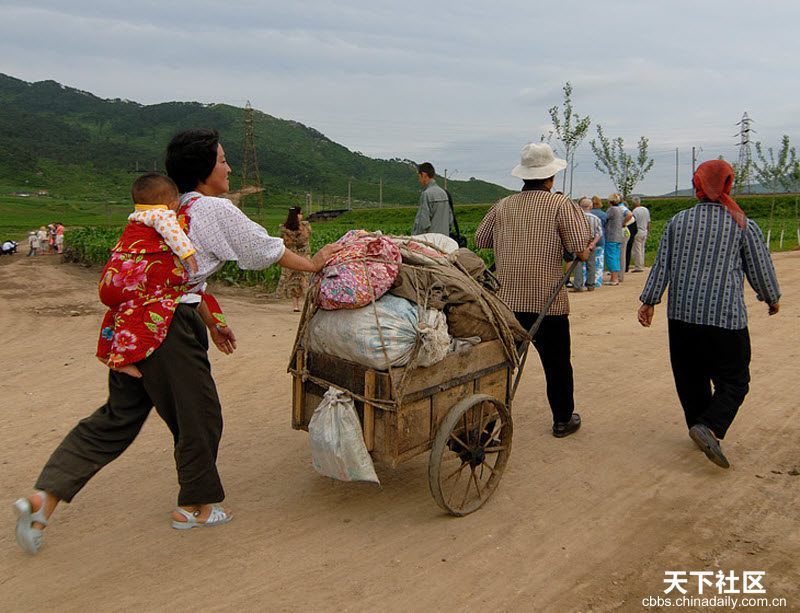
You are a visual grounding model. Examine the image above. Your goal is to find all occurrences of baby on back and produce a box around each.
[96,173,198,378]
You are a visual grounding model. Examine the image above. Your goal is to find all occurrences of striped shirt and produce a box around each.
[475,189,590,314]
[640,202,781,330]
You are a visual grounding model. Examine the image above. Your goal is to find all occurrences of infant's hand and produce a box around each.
[184,254,199,274]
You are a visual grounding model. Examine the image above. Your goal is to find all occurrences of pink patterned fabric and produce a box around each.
[316,230,401,310]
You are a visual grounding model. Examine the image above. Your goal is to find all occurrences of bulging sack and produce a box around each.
[308,387,379,484]
[305,294,451,370]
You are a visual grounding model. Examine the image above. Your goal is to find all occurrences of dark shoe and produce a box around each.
[586,286,595,292]
[570,287,585,293]
[552,413,581,438]
[689,424,730,468]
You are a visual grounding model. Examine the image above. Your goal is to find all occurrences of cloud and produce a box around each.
[1,0,799,195]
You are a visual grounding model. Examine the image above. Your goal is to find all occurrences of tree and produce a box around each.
[540,82,590,195]
[752,135,796,192]
[730,160,751,195]
[590,125,654,200]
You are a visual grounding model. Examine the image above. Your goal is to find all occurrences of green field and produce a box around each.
[3,193,798,291]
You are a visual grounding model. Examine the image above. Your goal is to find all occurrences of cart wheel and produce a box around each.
[428,394,513,516]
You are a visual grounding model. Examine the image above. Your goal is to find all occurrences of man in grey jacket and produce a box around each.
[412,162,453,235]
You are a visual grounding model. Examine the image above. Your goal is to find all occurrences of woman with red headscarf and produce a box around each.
[637,160,781,469]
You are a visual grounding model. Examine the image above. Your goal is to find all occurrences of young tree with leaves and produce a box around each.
[730,160,750,195]
[590,125,654,201]
[753,135,796,193]
[541,82,590,195]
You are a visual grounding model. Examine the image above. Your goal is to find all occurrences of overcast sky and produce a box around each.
[2,0,799,196]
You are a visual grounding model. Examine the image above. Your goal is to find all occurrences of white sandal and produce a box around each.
[13,490,49,554]
[171,504,232,530]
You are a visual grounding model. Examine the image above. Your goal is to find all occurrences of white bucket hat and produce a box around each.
[511,142,567,180]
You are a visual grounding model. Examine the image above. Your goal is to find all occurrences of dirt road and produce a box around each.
[1,254,797,611]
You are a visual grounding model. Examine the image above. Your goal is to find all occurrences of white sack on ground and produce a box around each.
[309,387,379,484]
[305,293,451,370]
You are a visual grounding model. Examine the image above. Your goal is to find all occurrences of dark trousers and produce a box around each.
[625,221,638,272]
[514,312,574,424]
[35,305,225,506]
[668,319,751,439]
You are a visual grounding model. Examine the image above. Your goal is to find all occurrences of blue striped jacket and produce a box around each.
[640,202,781,330]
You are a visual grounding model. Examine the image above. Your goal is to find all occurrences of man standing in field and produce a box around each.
[412,162,452,236]
[476,143,591,438]
[630,197,650,272]
[638,160,781,468]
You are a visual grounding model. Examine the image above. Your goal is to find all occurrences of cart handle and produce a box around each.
[511,258,581,398]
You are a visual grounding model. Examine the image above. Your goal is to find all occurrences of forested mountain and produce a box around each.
[0,73,512,205]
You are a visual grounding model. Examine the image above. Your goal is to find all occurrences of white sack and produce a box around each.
[305,294,451,370]
[308,387,379,483]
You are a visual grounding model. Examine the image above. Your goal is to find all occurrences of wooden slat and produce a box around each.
[292,351,305,429]
[397,397,432,453]
[392,340,509,399]
[363,370,376,452]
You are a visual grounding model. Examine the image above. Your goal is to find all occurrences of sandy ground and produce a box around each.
[0,253,798,612]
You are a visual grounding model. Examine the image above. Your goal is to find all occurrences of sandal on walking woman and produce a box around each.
[171,504,233,530]
[13,490,51,554]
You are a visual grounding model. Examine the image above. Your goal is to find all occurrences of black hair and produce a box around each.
[131,172,179,204]
[284,207,302,231]
[165,129,220,193]
[417,162,436,178]
[522,177,554,191]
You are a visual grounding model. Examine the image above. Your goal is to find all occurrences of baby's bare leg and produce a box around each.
[115,364,143,378]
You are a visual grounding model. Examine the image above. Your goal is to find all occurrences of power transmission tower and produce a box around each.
[241,100,265,214]
[735,112,755,194]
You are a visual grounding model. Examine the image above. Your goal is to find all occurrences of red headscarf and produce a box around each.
[692,160,747,228]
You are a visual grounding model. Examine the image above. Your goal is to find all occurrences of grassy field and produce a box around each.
[4,192,798,291]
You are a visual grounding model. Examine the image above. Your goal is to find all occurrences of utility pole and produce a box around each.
[241,100,265,213]
[735,112,755,194]
[674,148,679,196]
[347,177,352,210]
[443,168,458,190]
[379,176,383,208]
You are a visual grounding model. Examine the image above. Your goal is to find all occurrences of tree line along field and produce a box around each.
[3,193,797,290]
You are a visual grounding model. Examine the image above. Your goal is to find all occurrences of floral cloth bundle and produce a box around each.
[316,230,401,310]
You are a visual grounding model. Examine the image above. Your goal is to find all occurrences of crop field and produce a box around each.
[4,193,798,291]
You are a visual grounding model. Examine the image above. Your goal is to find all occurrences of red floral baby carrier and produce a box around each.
[96,196,226,367]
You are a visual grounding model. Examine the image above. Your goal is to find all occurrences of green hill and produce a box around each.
[0,73,512,206]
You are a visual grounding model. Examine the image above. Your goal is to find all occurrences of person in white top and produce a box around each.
[630,196,651,272]
[13,129,342,554]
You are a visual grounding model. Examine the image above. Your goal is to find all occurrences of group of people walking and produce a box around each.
[27,223,64,256]
[12,134,781,557]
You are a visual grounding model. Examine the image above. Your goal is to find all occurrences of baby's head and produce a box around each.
[132,172,180,211]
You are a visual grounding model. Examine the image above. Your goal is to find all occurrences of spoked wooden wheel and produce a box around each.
[428,394,513,516]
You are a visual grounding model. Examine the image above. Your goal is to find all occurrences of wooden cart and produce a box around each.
[291,339,515,516]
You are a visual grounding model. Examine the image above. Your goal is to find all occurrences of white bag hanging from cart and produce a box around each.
[308,387,380,484]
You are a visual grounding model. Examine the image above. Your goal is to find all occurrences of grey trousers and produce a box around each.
[35,305,225,506]
[573,256,596,290]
